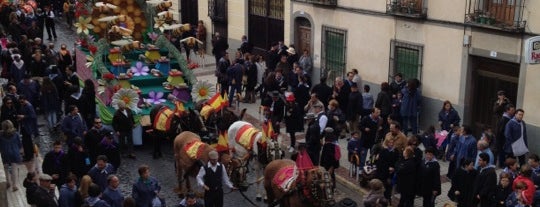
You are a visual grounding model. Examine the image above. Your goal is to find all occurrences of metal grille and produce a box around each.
[465,0,526,30]
[248,0,284,53]
[389,40,423,81]
[208,0,227,22]
[321,26,347,85]
[386,0,427,18]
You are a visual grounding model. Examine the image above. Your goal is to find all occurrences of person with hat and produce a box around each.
[286,45,299,66]
[196,150,236,207]
[284,91,304,152]
[32,173,59,207]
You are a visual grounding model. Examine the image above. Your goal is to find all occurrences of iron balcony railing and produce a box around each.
[386,0,427,19]
[294,0,337,6]
[465,0,526,32]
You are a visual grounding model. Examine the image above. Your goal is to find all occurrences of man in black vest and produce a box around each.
[196,150,236,207]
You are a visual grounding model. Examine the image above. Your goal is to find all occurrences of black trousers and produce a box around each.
[45,20,57,39]
[398,193,415,207]
[422,194,436,207]
[118,130,134,155]
[204,188,224,207]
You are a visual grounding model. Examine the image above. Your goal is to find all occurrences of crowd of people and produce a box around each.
[211,31,539,206]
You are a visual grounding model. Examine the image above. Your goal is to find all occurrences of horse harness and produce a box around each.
[269,169,335,207]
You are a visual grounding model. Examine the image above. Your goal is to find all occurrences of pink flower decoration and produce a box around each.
[145,91,166,105]
[130,61,149,76]
[148,32,159,42]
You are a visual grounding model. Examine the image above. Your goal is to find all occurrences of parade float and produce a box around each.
[74,0,207,145]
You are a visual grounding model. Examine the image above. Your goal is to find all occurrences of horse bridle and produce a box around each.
[269,169,335,207]
[229,154,251,189]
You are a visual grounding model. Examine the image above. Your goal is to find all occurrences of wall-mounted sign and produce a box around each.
[525,36,540,64]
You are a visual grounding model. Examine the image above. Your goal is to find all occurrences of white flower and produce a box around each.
[111,88,141,113]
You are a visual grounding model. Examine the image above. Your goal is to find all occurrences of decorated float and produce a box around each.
[73,0,208,145]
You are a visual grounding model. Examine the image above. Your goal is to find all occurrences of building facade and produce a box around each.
[173,0,540,153]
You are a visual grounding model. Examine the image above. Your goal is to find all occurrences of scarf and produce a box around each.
[54,151,65,166]
[13,60,24,69]
[100,137,117,150]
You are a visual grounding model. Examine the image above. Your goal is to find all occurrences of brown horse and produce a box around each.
[173,131,230,197]
[264,159,335,207]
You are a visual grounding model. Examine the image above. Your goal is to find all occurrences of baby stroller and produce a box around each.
[358,145,379,188]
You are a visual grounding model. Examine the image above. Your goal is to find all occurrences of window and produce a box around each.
[248,0,284,52]
[208,0,227,22]
[321,26,347,85]
[389,40,423,81]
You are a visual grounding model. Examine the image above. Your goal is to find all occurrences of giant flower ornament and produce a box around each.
[75,16,94,35]
[111,88,141,113]
[145,91,166,105]
[148,32,159,42]
[191,80,215,102]
[129,61,149,76]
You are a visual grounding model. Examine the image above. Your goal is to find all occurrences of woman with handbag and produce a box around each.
[132,165,163,207]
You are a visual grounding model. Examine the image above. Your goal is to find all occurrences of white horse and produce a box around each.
[228,120,283,201]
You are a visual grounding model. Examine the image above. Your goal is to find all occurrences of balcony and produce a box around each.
[294,0,337,7]
[386,0,427,19]
[465,0,526,33]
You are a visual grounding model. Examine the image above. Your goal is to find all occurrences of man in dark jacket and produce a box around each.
[33,174,59,207]
[496,104,514,167]
[88,155,116,191]
[346,83,363,133]
[61,105,87,146]
[212,32,228,64]
[227,61,244,107]
[358,107,382,153]
[42,140,68,188]
[216,52,231,96]
[85,117,110,164]
[311,77,333,108]
[112,101,135,158]
[504,109,528,165]
[473,152,497,207]
[420,147,441,207]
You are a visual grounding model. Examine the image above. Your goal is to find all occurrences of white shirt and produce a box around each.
[317,112,328,134]
[196,162,234,189]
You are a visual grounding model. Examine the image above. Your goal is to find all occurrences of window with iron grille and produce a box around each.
[465,0,525,31]
[321,26,347,85]
[208,0,227,22]
[389,40,423,81]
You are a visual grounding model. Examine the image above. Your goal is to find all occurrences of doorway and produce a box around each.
[470,56,519,134]
[180,0,198,25]
[295,17,311,56]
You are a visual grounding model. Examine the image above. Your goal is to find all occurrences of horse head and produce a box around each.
[302,168,335,207]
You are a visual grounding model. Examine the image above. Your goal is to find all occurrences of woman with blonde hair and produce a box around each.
[0,120,23,191]
[74,175,93,207]
[364,179,389,207]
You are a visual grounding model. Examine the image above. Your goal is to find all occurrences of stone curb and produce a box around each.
[335,174,368,195]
